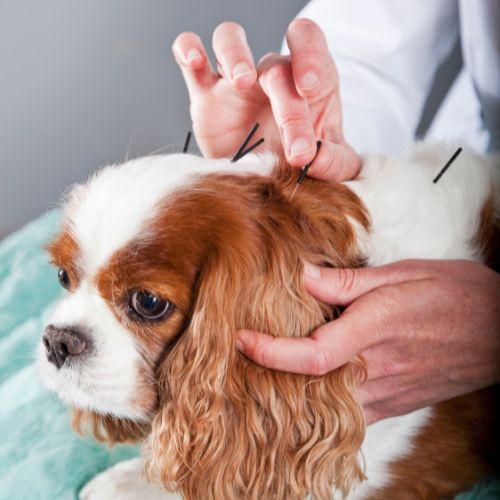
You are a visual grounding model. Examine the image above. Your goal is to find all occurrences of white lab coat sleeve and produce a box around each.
[425,70,490,153]
[285,0,460,155]
[459,0,500,152]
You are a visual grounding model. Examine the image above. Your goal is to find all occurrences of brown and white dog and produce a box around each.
[38,144,499,499]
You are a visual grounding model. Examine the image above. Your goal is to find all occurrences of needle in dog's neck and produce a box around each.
[432,147,462,183]
[289,141,322,201]
[231,123,265,162]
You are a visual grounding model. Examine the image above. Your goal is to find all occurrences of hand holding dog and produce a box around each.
[174,21,500,425]
[172,19,360,181]
[237,260,500,424]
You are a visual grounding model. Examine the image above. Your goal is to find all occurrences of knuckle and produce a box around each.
[216,44,245,64]
[395,259,424,276]
[375,359,400,379]
[308,350,332,376]
[250,337,274,368]
[367,406,385,423]
[279,112,309,130]
[338,267,357,294]
[258,344,275,369]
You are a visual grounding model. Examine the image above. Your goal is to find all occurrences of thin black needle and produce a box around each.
[433,147,462,183]
[290,141,322,201]
[183,131,192,153]
[231,123,264,162]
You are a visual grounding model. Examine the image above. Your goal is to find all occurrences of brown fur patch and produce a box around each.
[46,227,80,289]
[474,192,500,272]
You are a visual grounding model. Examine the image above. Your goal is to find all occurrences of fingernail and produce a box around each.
[290,138,312,157]
[232,62,252,80]
[186,48,202,62]
[300,71,319,90]
[303,261,321,279]
[235,336,245,351]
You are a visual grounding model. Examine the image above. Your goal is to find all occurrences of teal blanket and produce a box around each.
[0,211,498,499]
[0,212,139,500]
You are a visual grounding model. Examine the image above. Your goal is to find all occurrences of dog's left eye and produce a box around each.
[129,290,171,320]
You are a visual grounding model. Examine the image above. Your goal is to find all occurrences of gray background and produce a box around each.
[0,1,459,239]
[0,0,307,239]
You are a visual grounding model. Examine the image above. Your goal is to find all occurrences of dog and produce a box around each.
[38,143,499,499]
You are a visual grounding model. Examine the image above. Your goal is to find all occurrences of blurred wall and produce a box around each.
[0,0,307,238]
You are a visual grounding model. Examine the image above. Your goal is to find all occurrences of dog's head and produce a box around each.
[39,153,369,499]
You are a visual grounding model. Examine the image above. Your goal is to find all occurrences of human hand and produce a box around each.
[236,260,500,424]
[172,19,360,181]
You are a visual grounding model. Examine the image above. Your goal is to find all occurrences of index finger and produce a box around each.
[286,18,339,99]
[172,32,218,95]
[237,314,371,376]
[212,21,257,90]
[258,54,316,166]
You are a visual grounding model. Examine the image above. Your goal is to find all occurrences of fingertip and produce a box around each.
[213,20,246,40]
[235,337,245,352]
[212,21,257,90]
[236,328,252,349]
[303,271,335,303]
[306,141,361,182]
[172,32,207,68]
[286,137,317,167]
[287,17,322,36]
[302,260,322,279]
[303,266,357,305]
[236,328,264,354]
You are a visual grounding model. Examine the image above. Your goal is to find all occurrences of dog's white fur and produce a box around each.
[37,143,498,499]
[349,144,497,264]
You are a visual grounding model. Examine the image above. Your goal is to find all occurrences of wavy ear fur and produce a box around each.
[144,166,370,500]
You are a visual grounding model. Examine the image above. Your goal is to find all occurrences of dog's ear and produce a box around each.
[144,238,367,499]
[71,408,149,445]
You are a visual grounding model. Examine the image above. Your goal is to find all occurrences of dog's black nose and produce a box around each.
[42,324,88,369]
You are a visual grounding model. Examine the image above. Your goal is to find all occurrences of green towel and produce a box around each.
[0,211,498,499]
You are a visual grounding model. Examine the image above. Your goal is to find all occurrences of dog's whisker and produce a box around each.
[124,126,142,162]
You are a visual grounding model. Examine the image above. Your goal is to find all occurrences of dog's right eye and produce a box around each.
[128,290,171,321]
[58,268,70,290]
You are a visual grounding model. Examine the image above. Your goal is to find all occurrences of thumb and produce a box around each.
[305,140,361,182]
[302,260,425,305]
[237,315,364,375]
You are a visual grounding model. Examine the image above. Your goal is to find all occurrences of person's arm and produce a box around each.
[237,260,500,423]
